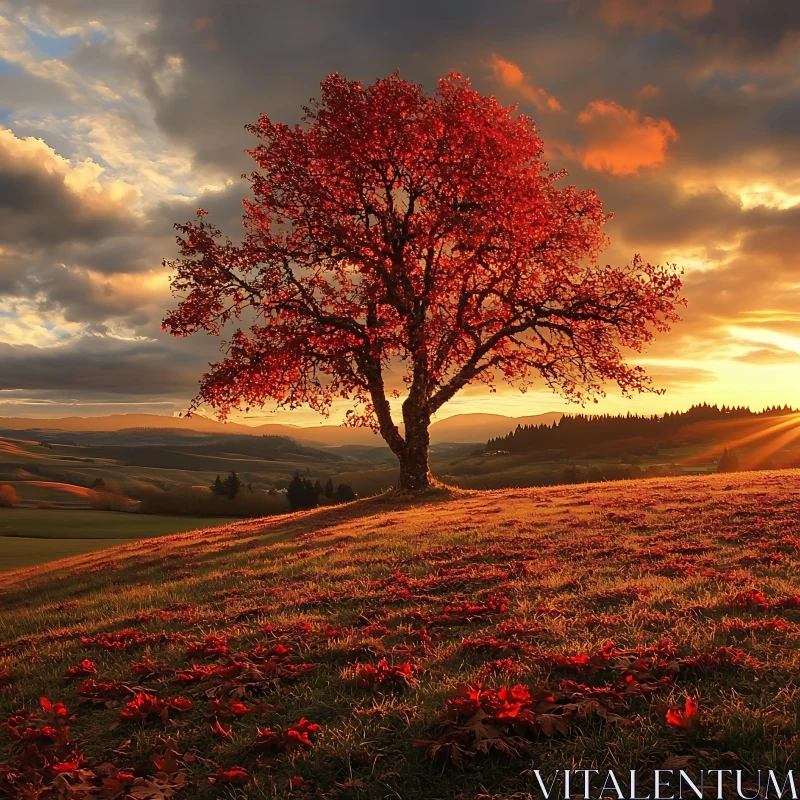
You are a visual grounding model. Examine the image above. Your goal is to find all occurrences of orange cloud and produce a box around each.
[636,84,662,101]
[599,0,713,30]
[734,345,800,366]
[488,54,563,112]
[576,99,678,176]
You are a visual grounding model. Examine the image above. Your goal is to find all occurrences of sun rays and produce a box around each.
[690,411,800,469]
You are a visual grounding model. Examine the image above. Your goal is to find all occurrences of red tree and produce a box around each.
[164,72,684,491]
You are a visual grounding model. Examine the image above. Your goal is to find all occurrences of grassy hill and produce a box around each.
[0,510,239,572]
[0,429,401,494]
[1,471,799,798]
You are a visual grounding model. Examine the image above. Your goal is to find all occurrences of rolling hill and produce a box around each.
[0,471,798,798]
[428,411,562,442]
[0,410,563,447]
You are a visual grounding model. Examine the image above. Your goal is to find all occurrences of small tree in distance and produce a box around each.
[334,483,356,503]
[717,448,740,473]
[223,471,244,499]
[286,473,356,510]
[164,72,684,491]
[0,484,17,508]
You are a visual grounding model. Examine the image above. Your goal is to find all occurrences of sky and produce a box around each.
[0,0,799,426]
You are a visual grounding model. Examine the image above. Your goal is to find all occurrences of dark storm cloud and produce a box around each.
[132,0,582,173]
[150,183,249,245]
[0,178,249,341]
[0,335,205,396]
[598,182,800,262]
[0,134,133,247]
[694,0,800,57]
[590,178,743,249]
[639,203,800,349]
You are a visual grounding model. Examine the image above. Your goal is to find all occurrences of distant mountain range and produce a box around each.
[0,411,563,447]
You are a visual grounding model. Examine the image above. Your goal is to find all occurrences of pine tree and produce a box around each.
[302,478,319,509]
[717,448,740,473]
[223,471,243,499]
[212,475,226,496]
[324,478,334,499]
[334,483,356,503]
[286,473,306,511]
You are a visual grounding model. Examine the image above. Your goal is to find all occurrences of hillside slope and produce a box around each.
[0,410,563,446]
[1,471,799,798]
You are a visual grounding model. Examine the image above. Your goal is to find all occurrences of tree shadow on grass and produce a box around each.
[0,485,469,629]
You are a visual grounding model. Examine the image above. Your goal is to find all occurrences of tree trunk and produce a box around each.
[397,415,432,491]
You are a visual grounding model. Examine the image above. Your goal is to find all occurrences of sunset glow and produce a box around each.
[2,6,800,793]
[1,1,798,423]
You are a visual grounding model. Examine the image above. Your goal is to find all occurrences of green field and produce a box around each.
[0,509,234,571]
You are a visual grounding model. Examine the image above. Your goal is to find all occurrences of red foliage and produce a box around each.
[676,647,750,673]
[726,590,800,612]
[719,618,794,636]
[214,765,250,785]
[0,698,93,796]
[419,683,615,766]
[495,621,546,639]
[75,679,134,706]
[172,648,314,697]
[4,698,71,749]
[254,719,321,755]
[185,634,229,659]
[119,692,193,724]
[81,629,180,651]
[425,592,509,626]
[666,697,701,731]
[64,660,97,680]
[163,71,683,488]
[354,658,416,689]
[130,656,166,679]
[728,589,770,610]
[247,643,293,661]
[207,699,261,718]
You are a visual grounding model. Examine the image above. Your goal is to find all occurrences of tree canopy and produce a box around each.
[164,72,684,489]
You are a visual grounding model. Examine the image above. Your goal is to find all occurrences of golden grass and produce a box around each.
[1,470,799,798]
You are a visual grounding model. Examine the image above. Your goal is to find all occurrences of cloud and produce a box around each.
[487,53,563,112]
[0,334,202,397]
[640,365,719,389]
[733,345,800,366]
[691,2,800,72]
[0,265,166,330]
[595,178,742,248]
[0,0,799,418]
[636,84,661,101]
[598,0,714,31]
[576,100,679,176]
[0,127,136,246]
